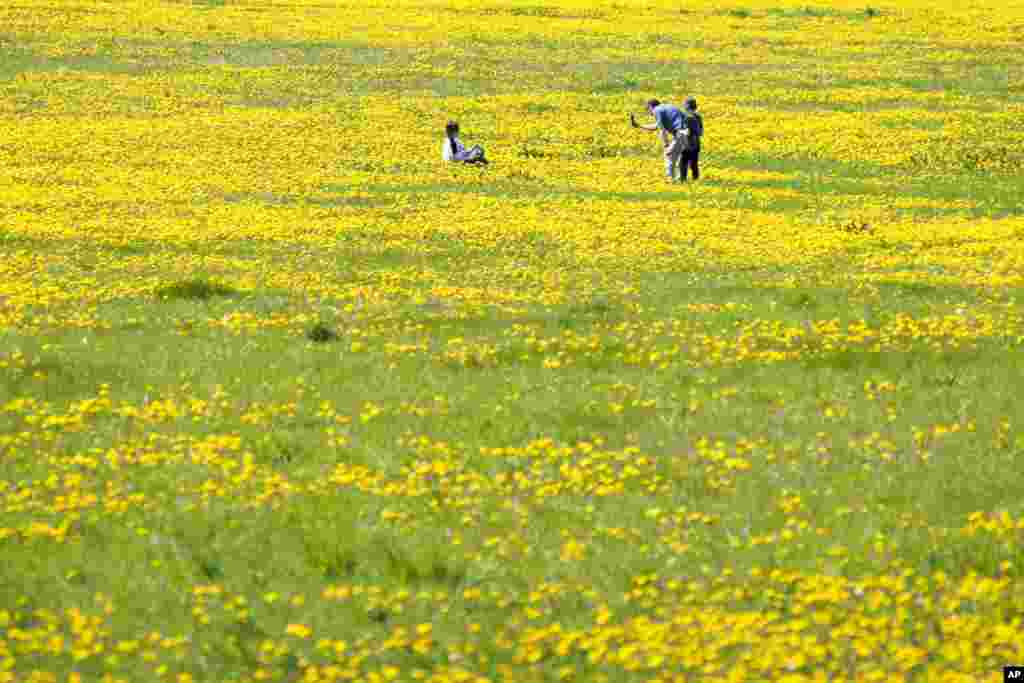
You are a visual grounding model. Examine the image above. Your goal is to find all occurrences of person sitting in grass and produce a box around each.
[442,120,488,165]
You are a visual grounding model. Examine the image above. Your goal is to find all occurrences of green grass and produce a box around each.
[4,278,1024,675]
[4,3,1024,680]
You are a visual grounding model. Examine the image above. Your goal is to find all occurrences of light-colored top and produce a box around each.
[442,135,470,162]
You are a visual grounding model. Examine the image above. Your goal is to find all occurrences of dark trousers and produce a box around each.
[681,148,700,180]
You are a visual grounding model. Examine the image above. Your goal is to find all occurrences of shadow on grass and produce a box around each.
[801,346,988,374]
[0,352,136,403]
[155,279,239,301]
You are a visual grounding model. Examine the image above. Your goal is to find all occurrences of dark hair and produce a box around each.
[445,120,459,135]
[646,99,660,109]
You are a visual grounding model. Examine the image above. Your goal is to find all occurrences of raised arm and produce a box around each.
[630,114,659,132]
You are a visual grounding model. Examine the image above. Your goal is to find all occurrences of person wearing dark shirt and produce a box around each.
[679,97,704,181]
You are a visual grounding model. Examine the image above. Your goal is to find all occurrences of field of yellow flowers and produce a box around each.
[3,0,1024,681]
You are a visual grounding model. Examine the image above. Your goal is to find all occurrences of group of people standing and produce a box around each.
[442,95,704,182]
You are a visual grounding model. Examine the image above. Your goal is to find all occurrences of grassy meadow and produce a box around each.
[4,0,1024,680]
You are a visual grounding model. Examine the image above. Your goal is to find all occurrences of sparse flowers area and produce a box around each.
[3,0,1024,681]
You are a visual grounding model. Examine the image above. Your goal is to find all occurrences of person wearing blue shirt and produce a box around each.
[631,98,691,182]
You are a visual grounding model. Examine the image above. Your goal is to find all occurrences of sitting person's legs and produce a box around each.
[456,145,485,165]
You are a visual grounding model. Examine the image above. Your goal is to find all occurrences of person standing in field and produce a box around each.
[630,98,687,182]
[679,96,703,181]
[442,120,488,165]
